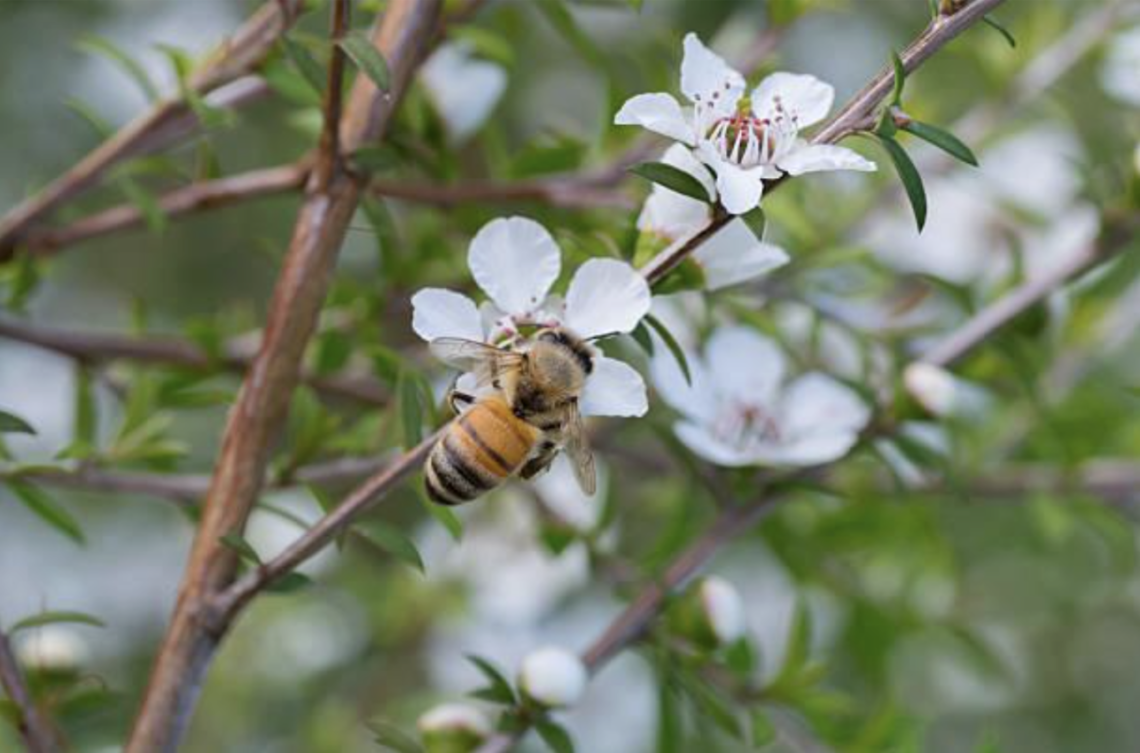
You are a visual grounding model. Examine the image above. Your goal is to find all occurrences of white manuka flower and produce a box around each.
[519,646,589,708]
[615,33,876,215]
[411,216,651,417]
[651,325,870,466]
[638,144,789,290]
[420,42,508,143]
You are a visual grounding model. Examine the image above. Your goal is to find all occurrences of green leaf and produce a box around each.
[878,135,926,231]
[982,15,1017,48]
[219,532,262,564]
[267,571,313,594]
[398,369,425,449]
[466,654,517,705]
[78,35,160,102]
[535,0,605,68]
[536,720,575,753]
[118,177,168,235]
[350,145,402,174]
[629,162,710,203]
[630,321,655,357]
[5,250,40,311]
[358,521,425,574]
[741,206,766,240]
[420,490,463,542]
[890,50,906,105]
[338,31,390,92]
[368,720,423,753]
[281,35,326,95]
[64,97,113,139]
[644,314,692,385]
[10,610,105,634]
[74,366,97,447]
[902,120,978,166]
[751,708,776,746]
[6,480,85,544]
[0,409,35,435]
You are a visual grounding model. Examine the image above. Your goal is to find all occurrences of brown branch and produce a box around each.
[919,219,1138,368]
[19,163,309,255]
[0,0,306,260]
[124,2,442,750]
[0,317,387,406]
[4,454,390,506]
[0,627,59,753]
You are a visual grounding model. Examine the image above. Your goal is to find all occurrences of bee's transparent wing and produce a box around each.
[429,338,522,388]
[563,402,597,496]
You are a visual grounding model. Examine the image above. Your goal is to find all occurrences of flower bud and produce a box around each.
[417,703,492,753]
[669,576,746,650]
[15,626,88,677]
[904,362,956,417]
[518,647,588,709]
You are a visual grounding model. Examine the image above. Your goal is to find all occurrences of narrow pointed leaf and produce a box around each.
[0,409,35,435]
[358,521,425,574]
[6,480,85,544]
[466,654,516,704]
[219,532,262,564]
[890,50,906,105]
[536,720,575,753]
[982,15,1017,48]
[629,162,710,203]
[11,610,106,634]
[78,35,160,102]
[644,314,692,386]
[878,135,927,231]
[338,31,390,92]
[903,120,978,166]
[281,36,325,94]
[368,720,423,753]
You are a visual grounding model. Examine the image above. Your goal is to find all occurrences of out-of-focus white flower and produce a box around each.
[418,702,492,753]
[519,646,588,708]
[1101,26,1140,106]
[615,33,875,214]
[637,144,790,290]
[15,625,89,674]
[410,216,651,418]
[699,577,747,645]
[420,42,508,143]
[651,325,870,466]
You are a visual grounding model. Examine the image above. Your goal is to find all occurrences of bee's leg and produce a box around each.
[519,441,558,480]
[447,390,476,415]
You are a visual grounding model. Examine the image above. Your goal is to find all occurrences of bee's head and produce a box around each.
[528,327,594,398]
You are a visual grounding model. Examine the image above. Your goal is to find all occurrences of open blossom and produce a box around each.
[411,216,650,417]
[650,325,869,466]
[615,33,875,215]
[638,144,789,290]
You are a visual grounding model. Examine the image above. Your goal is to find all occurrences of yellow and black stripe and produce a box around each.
[425,397,538,505]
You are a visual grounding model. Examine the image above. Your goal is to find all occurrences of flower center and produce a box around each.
[704,96,798,169]
[713,400,781,450]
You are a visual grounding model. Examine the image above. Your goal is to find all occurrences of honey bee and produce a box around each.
[424,327,597,505]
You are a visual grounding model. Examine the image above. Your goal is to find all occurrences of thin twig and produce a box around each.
[0,317,388,406]
[919,219,1138,368]
[0,0,306,259]
[125,3,443,750]
[3,454,391,506]
[0,627,59,753]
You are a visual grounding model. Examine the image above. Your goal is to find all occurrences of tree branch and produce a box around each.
[0,627,59,753]
[0,317,388,406]
[0,0,307,260]
[124,2,443,750]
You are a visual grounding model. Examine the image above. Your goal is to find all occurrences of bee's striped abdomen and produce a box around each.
[425,397,538,505]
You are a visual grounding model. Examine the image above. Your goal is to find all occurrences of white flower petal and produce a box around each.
[649,344,717,424]
[581,356,648,417]
[778,143,877,176]
[752,432,859,467]
[710,160,766,215]
[674,420,760,467]
[411,288,485,342]
[638,186,710,240]
[468,217,561,315]
[752,72,835,128]
[420,43,508,143]
[680,33,745,117]
[614,93,695,145]
[705,326,785,406]
[564,259,651,339]
[699,577,746,644]
[779,372,870,462]
[693,219,789,290]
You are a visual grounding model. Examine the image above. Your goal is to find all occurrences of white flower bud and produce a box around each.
[518,647,588,709]
[1133,142,1140,177]
[417,703,491,753]
[699,576,746,645]
[903,362,957,417]
[15,626,88,675]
